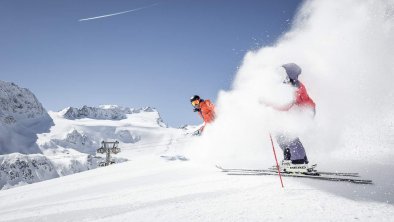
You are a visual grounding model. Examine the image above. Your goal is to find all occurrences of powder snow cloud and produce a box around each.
[188,0,394,167]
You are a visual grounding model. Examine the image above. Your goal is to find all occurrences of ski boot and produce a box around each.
[280,160,316,174]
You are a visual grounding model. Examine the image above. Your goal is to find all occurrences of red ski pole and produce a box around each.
[269,133,284,188]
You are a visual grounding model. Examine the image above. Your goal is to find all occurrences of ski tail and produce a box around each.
[216,165,372,185]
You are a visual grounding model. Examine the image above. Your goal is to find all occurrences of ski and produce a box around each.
[226,171,373,184]
[216,165,360,177]
[266,166,360,177]
[216,165,372,184]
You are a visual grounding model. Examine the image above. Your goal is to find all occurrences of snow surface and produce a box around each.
[0,105,393,220]
[0,153,393,221]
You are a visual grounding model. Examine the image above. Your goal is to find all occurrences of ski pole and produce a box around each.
[269,133,284,188]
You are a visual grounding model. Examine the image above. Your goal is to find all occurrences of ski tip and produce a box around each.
[215,164,230,172]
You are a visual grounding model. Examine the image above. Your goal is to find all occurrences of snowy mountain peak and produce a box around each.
[135,106,156,113]
[61,105,160,121]
[0,80,49,125]
[0,80,53,155]
[98,104,121,109]
[62,105,127,120]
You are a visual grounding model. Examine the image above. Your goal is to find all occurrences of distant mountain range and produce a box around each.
[0,80,192,190]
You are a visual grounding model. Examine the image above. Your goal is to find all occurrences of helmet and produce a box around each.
[190,95,200,102]
[282,63,301,81]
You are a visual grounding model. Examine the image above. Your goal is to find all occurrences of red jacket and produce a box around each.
[294,82,316,110]
[276,82,315,112]
[198,100,216,124]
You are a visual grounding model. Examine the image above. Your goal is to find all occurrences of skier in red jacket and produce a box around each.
[277,63,315,114]
[272,63,316,171]
[190,95,216,135]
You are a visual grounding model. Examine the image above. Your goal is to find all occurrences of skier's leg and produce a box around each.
[284,148,291,160]
[275,134,291,160]
[288,137,308,164]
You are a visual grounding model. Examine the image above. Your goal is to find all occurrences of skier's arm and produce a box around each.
[259,99,294,111]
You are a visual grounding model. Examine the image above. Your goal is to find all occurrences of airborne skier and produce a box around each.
[190,95,216,135]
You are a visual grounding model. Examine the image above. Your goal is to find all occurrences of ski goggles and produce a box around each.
[191,100,200,107]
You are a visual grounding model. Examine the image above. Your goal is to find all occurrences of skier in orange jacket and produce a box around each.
[190,95,216,135]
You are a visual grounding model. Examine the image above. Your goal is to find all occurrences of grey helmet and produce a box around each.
[282,63,302,81]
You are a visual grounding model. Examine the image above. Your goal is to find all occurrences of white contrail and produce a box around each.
[79,3,158,22]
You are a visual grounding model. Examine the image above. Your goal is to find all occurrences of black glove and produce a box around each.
[192,129,201,136]
[193,108,201,112]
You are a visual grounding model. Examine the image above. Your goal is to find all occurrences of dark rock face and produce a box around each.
[63,106,128,120]
[0,154,59,189]
[0,81,54,155]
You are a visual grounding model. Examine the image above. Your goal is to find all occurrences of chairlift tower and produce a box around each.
[97,141,121,166]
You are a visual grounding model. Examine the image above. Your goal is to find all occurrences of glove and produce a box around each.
[192,130,201,136]
[193,108,201,112]
[192,126,204,136]
[192,128,203,136]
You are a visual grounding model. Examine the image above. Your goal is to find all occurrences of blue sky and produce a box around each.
[0,0,302,127]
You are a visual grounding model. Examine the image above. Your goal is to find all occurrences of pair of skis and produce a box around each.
[216,165,373,184]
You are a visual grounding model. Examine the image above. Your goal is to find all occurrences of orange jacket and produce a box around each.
[198,100,216,124]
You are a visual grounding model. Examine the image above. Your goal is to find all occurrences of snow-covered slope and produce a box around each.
[0,81,53,154]
[1,101,392,220]
[0,155,393,222]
